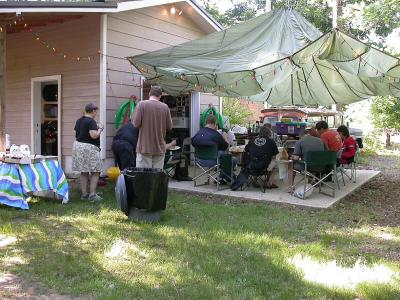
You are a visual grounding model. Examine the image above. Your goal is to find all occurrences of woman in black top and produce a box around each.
[72,103,104,202]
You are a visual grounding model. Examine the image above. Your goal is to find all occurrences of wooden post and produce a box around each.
[0,30,5,152]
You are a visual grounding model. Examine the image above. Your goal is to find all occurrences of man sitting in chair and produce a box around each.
[315,120,342,152]
[336,125,357,164]
[244,125,279,189]
[288,127,326,190]
[192,114,236,183]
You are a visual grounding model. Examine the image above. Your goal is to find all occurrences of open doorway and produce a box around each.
[142,81,191,145]
[31,75,61,159]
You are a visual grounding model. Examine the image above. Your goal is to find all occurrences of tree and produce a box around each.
[201,0,229,28]
[222,98,253,126]
[201,0,259,28]
[202,0,400,48]
[370,96,400,147]
[273,0,332,33]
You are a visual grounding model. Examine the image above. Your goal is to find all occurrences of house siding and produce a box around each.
[5,14,100,167]
[105,5,218,158]
[200,93,220,113]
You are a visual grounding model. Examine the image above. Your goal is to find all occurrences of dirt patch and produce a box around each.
[0,272,90,300]
[344,154,400,227]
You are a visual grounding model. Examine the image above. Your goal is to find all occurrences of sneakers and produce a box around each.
[88,194,103,203]
[80,193,89,201]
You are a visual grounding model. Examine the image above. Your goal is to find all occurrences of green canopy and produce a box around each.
[127,8,400,106]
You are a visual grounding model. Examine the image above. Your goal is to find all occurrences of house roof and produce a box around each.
[0,1,118,9]
[0,0,222,32]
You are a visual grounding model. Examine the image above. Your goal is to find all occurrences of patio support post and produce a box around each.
[0,31,5,152]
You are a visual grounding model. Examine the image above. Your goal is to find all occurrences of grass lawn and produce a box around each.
[1,151,400,299]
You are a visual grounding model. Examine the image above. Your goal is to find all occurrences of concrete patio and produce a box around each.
[169,168,380,209]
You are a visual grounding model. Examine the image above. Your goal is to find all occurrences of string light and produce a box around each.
[0,16,96,62]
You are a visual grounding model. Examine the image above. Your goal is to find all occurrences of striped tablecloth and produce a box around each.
[0,163,28,209]
[0,159,69,210]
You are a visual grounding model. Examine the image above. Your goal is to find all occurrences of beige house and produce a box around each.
[1,0,221,173]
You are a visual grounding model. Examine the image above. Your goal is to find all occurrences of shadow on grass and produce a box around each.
[1,212,354,299]
[0,182,399,299]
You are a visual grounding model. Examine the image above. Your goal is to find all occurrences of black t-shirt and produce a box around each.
[74,116,99,147]
[245,137,278,169]
[113,123,139,149]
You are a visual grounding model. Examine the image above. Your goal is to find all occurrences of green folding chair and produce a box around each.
[219,153,234,188]
[292,151,338,199]
[339,149,358,184]
[193,145,220,188]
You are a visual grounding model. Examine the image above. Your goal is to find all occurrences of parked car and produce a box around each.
[349,128,363,148]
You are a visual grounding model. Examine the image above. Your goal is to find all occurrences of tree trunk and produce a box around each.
[386,131,391,148]
[0,31,5,152]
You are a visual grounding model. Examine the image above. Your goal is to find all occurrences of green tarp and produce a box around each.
[127,8,400,106]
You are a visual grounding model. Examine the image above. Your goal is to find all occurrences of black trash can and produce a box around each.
[115,167,169,222]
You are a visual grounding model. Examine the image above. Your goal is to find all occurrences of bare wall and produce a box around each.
[5,14,100,163]
[105,5,216,157]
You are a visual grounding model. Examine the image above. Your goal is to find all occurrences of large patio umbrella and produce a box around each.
[127,8,400,106]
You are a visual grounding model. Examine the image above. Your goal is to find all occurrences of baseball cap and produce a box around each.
[85,103,98,113]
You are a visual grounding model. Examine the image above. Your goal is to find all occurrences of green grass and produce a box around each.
[1,184,399,299]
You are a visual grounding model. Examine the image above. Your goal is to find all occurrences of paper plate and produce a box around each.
[169,146,181,151]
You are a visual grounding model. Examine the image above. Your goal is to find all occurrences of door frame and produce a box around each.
[31,75,62,161]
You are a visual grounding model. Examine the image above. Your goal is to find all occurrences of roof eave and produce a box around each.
[0,0,222,33]
[186,0,223,31]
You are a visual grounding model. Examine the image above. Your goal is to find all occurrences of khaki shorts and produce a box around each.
[136,153,165,169]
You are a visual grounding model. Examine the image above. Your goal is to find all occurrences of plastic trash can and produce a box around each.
[115,167,169,222]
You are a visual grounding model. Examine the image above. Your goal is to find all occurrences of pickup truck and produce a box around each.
[349,128,364,148]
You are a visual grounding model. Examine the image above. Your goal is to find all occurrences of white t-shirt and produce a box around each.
[218,129,236,146]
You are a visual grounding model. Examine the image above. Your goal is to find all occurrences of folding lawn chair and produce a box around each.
[292,151,338,199]
[193,146,234,191]
[193,145,220,188]
[338,149,358,184]
[244,153,271,193]
[182,137,194,164]
[219,153,235,188]
[164,151,181,178]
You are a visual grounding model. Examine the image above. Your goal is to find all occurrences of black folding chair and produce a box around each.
[245,154,271,193]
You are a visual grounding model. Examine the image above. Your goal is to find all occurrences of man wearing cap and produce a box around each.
[133,86,172,169]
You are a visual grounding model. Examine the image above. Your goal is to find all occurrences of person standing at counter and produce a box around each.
[72,103,104,202]
[133,86,172,169]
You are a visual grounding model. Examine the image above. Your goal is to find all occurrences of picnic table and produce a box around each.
[0,159,69,210]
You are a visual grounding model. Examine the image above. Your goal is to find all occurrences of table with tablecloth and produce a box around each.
[0,159,69,210]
